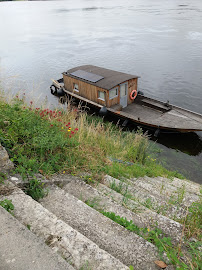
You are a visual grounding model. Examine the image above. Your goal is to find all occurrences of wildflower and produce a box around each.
[16,95,19,98]
[30,101,33,105]
[147,228,150,232]
[63,171,65,174]
[50,124,53,127]
[71,131,75,134]
[61,127,64,129]
[69,135,72,138]
[68,127,71,130]
[74,128,78,131]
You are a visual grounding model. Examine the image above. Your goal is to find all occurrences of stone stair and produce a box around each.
[102,175,196,219]
[0,173,201,270]
[129,176,200,206]
[0,205,74,270]
[40,185,162,270]
[58,175,183,242]
[0,182,127,270]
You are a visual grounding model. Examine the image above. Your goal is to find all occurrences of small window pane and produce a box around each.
[109,88,118,99]
[98,91,105,100]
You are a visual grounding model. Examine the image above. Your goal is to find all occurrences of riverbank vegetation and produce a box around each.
[0,92,182,181]
[0,92,201,269]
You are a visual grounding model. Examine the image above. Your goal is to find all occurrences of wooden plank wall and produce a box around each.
[63,75,138,108]
[63,75,107,106]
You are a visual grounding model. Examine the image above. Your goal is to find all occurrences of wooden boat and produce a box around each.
[50,65,202,133]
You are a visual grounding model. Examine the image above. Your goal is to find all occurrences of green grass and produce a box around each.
[25,177,47,201]
[182,197,202,240]
[0,199,14,215]
[0,172,7,184]
[0,93,183,181]
[0,99,78,177]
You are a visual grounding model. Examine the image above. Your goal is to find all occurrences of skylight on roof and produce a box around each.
[70,70,104,83]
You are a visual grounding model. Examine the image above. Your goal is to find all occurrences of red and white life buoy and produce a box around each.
[130,90,138,100]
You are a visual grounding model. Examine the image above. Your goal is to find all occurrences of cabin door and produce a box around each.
[120,83,128,108]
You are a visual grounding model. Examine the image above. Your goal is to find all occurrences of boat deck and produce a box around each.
[119,101,202,131]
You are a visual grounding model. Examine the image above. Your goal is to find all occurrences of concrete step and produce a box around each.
[60,175,183,242]
[40,185,167,270]
[130,176,200,206]
[0,206,74,270]
[103,175,187,219]
[156,176,201,196]
[1,183,128,270]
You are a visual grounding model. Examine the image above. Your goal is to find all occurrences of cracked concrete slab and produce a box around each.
[0,206,74,270]
[61,176,183,242]
[41,185,163,270]
[1,184,128,270]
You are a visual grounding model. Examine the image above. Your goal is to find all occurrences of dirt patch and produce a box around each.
[0,183,16,196]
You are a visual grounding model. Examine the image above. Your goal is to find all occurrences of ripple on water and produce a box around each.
[55,7,114,14]
[187,32,202,41]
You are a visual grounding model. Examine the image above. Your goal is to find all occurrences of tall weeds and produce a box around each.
[0,92,182,179]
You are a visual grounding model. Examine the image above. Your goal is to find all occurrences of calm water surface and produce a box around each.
[0,0,202,183]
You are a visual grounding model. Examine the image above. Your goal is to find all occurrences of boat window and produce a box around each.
[109,87,118,99]
[98,91,105,101]
[73,83,79,92]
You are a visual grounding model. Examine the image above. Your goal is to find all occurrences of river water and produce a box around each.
[0,0,202,183]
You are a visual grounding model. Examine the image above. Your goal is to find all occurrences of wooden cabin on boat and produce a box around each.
[62,65,139,109]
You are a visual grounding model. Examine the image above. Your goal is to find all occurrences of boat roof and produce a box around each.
[63,65,139,90]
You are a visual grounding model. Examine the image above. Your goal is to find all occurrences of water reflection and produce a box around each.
[152,132,202,156]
